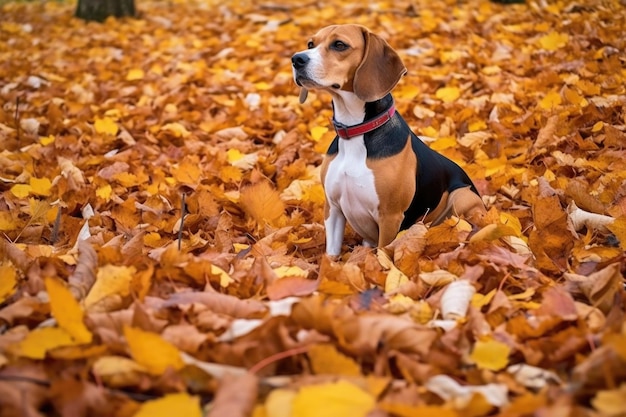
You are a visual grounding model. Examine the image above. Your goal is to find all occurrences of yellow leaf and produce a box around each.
[133,393,202,417]
[265,389,296,417]
[92,355,148,378]
[10,183,31,198]
[308,344,361,376]
[29,198,50,221]
[123,326,184,375]
[471,289,496,309]
[310,126,329,141]
[469,223,518,243]
[45,277,93,344]
[592,121,604,132]
[395,84,420,100]
[161,122,190,138]
[94,117,119,136]
[470,337,511,371]
[538,90,562,110]
[377,249,409,293]
[435,86,461,103]
[96,184,113,201]
[113,172,139,188]
[254,81,272,90]
[126,68,145,81]
[592,384,626,416]
[0,263,18,303]
[85,264,136,309]
[538,32,569,51]
[387,293,416,314]
[430,136,457,151]
[421,126,439,138]
[240,181,285,227]
[469,120,487,132]
[211,264,234,288]
[15,327,77,359]
[227,148,244,163]
[292,380,375,417]
[40,134,55,145]
[0,212,17,231]
[273,265,308,279]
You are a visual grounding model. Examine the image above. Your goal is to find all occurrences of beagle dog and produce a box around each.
[292,24,486,256]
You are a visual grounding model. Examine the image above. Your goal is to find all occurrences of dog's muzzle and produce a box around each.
[291,52,310,71]
[291,52,310,86]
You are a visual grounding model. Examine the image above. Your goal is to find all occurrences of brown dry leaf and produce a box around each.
[563,262,623,314]
[266,275,319,300]
[531,114,559,154]
[67,240,98,300]
[528,192,574,273]
[163,291,268,319]
[206,373,259,417]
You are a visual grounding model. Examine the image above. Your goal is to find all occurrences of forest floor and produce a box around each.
[0,0,625,416]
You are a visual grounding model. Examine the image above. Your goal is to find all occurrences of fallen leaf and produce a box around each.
[123,325,184,375]
[0,262,18,303]
[133,392,202,417]
[291,380,375,417]
[470,337,511,371]
[45,277,93,344]
[308,344,361,376]
[591,384,626,417]
[206,373,259,417]
[14,327,78,359]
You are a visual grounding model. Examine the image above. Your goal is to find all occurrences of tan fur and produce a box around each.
[367,138,417,247]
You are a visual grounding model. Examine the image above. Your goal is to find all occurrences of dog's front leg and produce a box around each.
[325,205,346,256]
[377,212,405,249]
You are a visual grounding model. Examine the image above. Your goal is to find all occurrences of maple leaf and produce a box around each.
[239,180,286,228]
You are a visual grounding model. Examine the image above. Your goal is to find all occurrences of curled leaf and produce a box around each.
[440,280,476,320]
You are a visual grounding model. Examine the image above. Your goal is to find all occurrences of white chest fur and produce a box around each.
[324,136,380,246]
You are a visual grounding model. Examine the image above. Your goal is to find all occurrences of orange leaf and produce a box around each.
[239,181,285,227]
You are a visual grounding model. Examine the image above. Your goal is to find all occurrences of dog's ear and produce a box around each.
[353,29,407,102]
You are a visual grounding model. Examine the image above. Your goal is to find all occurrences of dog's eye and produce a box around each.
[331,40,349,51]
[307,41,314,49]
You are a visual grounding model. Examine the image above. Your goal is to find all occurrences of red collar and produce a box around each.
[333,102,396,139]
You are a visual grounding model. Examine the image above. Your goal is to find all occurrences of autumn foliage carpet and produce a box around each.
[1,0,626,416]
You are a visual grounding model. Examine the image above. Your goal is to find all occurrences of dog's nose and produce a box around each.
[291,53,309,70]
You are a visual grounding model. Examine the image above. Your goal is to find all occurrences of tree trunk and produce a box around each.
[75,0,136,22]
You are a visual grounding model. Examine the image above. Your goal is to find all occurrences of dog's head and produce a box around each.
[292,24,407,103]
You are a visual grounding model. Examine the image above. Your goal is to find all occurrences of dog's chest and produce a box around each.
[324,137,380,238]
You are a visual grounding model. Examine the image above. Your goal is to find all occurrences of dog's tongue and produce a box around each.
[299,88,308,104]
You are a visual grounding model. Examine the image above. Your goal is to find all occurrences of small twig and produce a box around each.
[50,206,62,245]
[177,192,186,251]
[249,346,310,375]
[14,96,21,144]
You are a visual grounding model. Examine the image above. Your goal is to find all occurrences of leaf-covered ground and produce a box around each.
[1,0,625,416]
